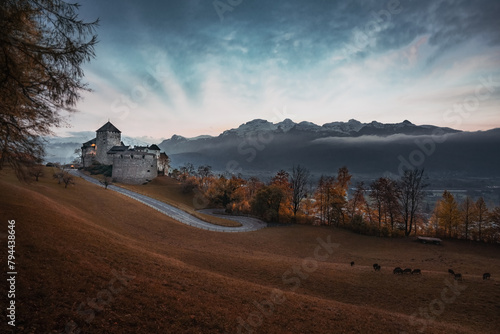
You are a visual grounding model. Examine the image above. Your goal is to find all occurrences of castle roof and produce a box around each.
[96,121,121,133]
[107,145,129,154]
[149,144,161,151]
[82,138,96,147]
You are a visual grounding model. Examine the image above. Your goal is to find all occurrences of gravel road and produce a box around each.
[70,170,267,233]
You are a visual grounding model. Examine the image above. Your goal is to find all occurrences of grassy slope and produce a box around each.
[1,168,499,334]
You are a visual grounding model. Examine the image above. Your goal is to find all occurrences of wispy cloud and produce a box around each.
[66,0,500,138]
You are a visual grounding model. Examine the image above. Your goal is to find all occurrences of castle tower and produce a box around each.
[95,121,121,165]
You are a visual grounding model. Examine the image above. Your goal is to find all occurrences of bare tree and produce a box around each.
[53,168,65,184]
[29,164,44,181]
[370,177,401,234]
[99,176,113,189]
[0,0,98,180]
[290,164,310,222]
[62,172,74,188]
[397,169,427,236]
[73,148,82,165]
[197,165,212,191]
[475,197,488,241]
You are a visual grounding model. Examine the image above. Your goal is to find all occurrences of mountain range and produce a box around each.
[44,119,500,181]
[158,119,500,179]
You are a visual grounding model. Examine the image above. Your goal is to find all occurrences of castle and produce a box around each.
[81,121,167,184]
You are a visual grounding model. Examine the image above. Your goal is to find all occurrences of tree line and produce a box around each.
[171,164,500,243]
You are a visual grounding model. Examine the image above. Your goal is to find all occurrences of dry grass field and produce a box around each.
[1,167,499,334]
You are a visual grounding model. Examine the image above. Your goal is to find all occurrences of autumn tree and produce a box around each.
[0,0,98,180]
[474,197,488,241]
[486,207,500,243]
[434,190,460,238]
[314,176,334,225]
[348,182,368,223]
[250,185,286,223]
[206,175,246,212]
[270,170,292,222]
[397,169,427,236]
[460,196,476,240]
[333,166,352,226]
[290,164,310,222]
[313,167,351,226]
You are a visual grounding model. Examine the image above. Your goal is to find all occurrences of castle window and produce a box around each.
[120,154,123,158]
[147,170,150,173]
[142,155,145,159]
[131,155,134,158]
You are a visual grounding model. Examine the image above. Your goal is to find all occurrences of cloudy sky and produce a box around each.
[58,0,500,140]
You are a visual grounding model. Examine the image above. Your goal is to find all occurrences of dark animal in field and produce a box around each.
[448,269,455,276]
[374,265,381,271]
[483,273,491,280]
[393,267,403,274]
[454,273,463,281]
[350,261,354,266]
[373,263,378,270]
[412,269,421,275]
[403,268,412,274]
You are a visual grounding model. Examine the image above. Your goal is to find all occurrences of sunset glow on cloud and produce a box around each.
[60,0,500,139]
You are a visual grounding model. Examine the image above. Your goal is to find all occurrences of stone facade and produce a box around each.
[111,152,158,184]
[81,138,96,167]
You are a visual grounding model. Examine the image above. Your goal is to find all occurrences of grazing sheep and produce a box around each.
[375,265,381,271]
[483,273,491,280]
[403,268,412,274]
[373,263,378,269]
[412,269,421,275]
[448,269,455,276]
[350,261,355,266]
[454,273,463,281]
[393,267,403,275]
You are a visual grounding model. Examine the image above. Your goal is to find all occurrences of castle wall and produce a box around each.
[112,153,158,184]
[82,152,95,167]
[96,131,121,165]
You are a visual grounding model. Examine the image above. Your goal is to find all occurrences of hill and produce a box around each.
[1,168,500,333]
